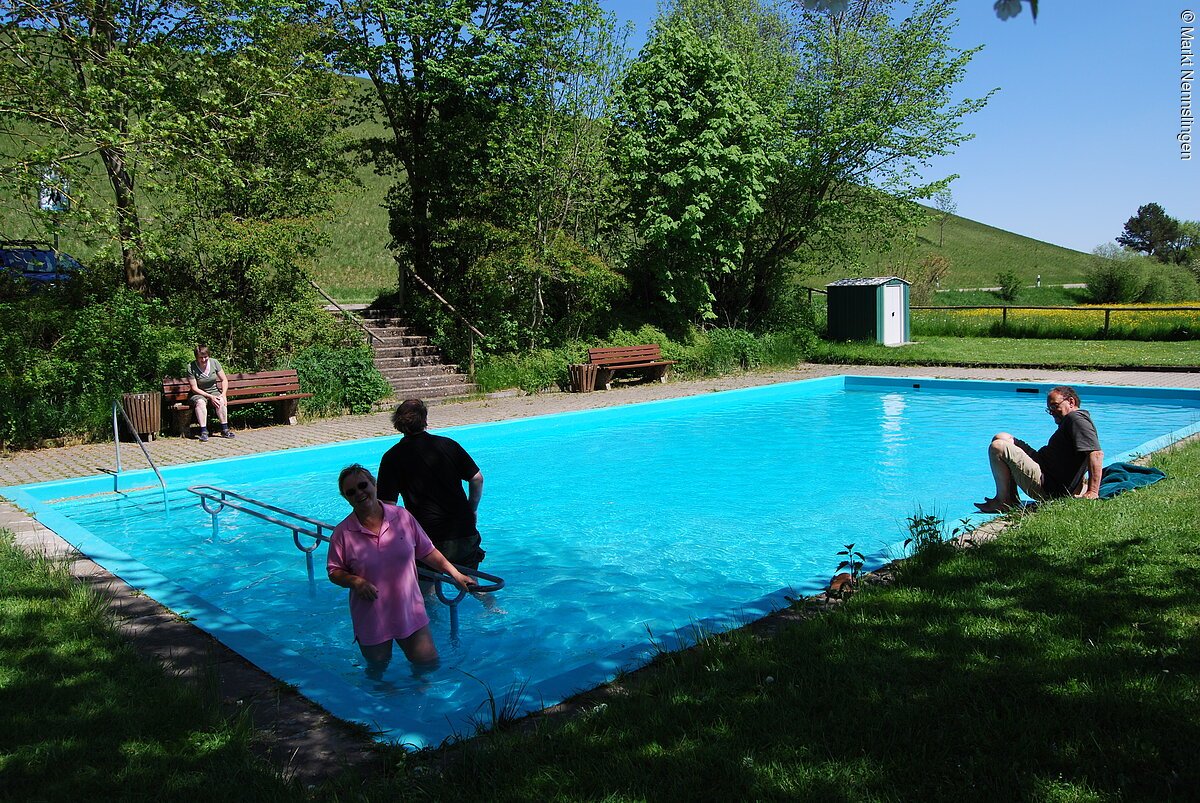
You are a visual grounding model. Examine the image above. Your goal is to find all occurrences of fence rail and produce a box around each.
[912,305,1200,335]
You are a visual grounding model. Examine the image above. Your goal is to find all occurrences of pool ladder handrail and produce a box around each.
[112,400,168,507]
[187,485,504,631]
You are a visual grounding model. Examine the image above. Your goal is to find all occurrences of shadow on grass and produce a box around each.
[395,473,1199,800]
[0,541,298,802]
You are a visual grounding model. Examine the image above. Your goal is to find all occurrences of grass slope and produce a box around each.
[2,81,1097,303]
[851,207,1100,291]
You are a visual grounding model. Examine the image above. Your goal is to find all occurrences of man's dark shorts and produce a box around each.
[422,532,485,571]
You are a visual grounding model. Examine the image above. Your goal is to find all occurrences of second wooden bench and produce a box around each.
[162,369,313,436]
[588,344,677,390]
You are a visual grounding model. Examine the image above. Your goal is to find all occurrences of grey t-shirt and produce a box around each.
[188,357,224,396]
[1037,409,1101,496]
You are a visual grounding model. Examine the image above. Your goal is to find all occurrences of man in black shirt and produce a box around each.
[377,399,485,572]
[975,385,1103,514]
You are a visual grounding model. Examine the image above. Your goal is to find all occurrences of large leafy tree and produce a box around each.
[622,0,987,327]
[759,0,986,311]
[329,0,575,287]
[612,17,772,324]
[1116,202,1192,265]
[473,0,631,346]
[0,0,331,292]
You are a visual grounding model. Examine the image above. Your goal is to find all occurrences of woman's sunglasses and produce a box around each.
[341,480,370,496]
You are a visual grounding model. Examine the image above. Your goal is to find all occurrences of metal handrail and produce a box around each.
[307,276,383,344]
[187,485,504,633]
[395,258,485,379]
[112,400,168,507]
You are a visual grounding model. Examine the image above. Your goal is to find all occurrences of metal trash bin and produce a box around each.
[120,391,162,441]
[568,363,597,393]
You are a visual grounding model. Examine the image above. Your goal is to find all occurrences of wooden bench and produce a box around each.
[162,369,312,436]
[588,344,677,390]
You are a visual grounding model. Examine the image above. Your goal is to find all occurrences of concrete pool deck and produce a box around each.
[4,362,1200,782]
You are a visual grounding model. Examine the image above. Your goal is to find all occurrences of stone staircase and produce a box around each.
[354,308,477,402]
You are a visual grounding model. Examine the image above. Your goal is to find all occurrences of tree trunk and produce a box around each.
[99,144,146,293]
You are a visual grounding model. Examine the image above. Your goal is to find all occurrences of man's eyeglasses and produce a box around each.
[1046,398,1066,412]
[341,480,370,496]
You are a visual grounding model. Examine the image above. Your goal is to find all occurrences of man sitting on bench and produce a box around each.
[187,344,235,442]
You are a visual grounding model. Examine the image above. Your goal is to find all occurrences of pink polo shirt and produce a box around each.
[327,502,435,646]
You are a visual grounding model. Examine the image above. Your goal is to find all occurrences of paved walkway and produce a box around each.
[3,363,1199,783]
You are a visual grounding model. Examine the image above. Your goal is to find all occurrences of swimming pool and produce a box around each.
[6,376,1200,747]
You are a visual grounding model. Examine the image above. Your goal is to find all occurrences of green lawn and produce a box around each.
[814,336,1200,369]
[5,439,1199,800]
[390,441,1200,800]
[0,542,298,800]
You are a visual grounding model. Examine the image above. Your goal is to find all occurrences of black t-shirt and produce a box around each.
[1036,409,1101,497]
[376,431,480,544]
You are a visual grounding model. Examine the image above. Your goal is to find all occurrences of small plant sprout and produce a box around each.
[836,543,866,583]
[904,508,948,555]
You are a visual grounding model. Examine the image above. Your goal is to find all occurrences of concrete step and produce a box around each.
[370,343,438,356]
[362,321,415,336]
[387,377,477,396]
[375,355,445,369]
[369,334,429,347]
[378,364,463,380]
[373,345,443,359]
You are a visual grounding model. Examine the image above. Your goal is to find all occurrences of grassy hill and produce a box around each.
[843,208,1098,291]
[3,107,1097,304]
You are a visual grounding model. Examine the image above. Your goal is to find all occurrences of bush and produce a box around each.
[995,270,1023,302]
[701,328,764,373]
[290,345,393,416]
[1086,252,1146,303]
[475,348,577,394]
[905,254,951,306]
[1139,263,1200,303]
[0,290,190,447]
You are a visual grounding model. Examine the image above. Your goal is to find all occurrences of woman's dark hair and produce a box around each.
[337,463,374,493]
[392,399,428,435]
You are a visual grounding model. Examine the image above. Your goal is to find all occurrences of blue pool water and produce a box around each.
[6,376,1200,747]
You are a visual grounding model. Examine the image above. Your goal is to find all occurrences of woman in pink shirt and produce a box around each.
[327,464,474,678]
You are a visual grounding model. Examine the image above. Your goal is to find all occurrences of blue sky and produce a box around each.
[600,1,1197,254]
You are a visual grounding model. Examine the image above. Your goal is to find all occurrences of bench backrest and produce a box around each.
[588,344,663,367]
[162,369,303,403]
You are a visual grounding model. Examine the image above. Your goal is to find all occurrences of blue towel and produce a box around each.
[1098,462,1167,499]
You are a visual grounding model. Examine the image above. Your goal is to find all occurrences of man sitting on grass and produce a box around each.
[975,385,1103,513]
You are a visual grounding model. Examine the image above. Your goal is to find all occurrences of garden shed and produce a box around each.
[825,277,911,346]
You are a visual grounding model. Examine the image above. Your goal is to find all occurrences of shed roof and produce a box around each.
[825,276,910,287]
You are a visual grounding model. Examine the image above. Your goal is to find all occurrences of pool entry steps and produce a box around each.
[187,485,504,634]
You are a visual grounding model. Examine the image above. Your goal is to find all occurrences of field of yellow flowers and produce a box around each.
[913,303,1200,340]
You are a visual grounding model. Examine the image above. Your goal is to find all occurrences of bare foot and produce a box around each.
[974,498,1017,514]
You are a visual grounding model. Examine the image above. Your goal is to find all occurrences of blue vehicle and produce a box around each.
[0,241,83,286]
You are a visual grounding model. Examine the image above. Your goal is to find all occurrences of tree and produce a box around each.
[476,0,631,346]
[328,0,578,290]
[611,18,773,324]
[611,0,986,328]
[798,0,1039,20]
[0,0,331,292]
[1116,203,1191,265]
[934,187,957,247]
[700,0,987,326]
